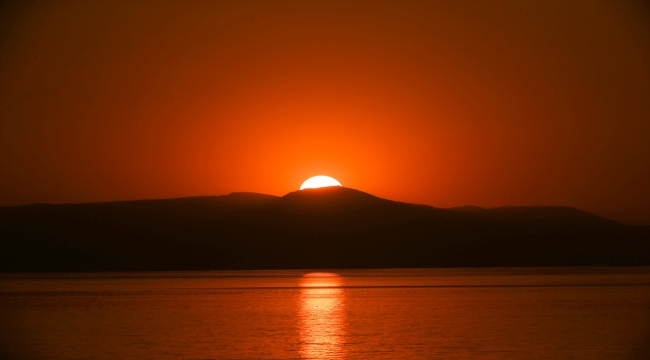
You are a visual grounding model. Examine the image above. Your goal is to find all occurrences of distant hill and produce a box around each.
[1,187,648,272]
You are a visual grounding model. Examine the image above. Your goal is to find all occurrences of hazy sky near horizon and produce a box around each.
[1,0,649,224]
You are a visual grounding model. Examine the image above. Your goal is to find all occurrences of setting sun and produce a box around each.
[300,176,342,190]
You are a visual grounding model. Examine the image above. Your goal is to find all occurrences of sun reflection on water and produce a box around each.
[299,272,346,359]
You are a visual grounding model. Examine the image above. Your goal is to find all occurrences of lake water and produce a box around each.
[1,268,649,359]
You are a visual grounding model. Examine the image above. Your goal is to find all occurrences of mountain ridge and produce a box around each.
[1,187,648,272]
[2,188,624,225]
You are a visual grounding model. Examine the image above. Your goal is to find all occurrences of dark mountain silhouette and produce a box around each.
[1,187,648,272]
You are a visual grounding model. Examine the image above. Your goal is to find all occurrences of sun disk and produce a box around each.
[300,176,342,190]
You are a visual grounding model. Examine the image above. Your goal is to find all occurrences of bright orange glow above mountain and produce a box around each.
[300,176,342,190]
[0,1,648,224]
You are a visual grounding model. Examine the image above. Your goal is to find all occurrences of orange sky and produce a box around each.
[1,0,649,224]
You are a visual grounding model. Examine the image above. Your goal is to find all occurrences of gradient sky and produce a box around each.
[1,0,649,224]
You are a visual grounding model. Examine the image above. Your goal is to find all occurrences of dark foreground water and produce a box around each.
[1,268,649,360]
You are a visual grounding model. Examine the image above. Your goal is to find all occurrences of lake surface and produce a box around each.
[1,267,649,359]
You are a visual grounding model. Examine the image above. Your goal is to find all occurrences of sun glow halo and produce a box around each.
[300,176,342,190]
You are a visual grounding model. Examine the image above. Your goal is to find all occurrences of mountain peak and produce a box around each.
[282,186,378,200]
[275,186,385,212]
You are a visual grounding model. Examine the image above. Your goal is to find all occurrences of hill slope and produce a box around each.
[1,187,648,272]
